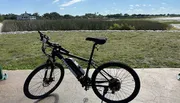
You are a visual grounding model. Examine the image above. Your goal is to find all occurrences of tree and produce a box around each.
[0,15,4,22]
[42,13,51,19]
[3,14,17,20]
[106,13,123,18]
[32,12,41,19]
[124,13,129,17]
[63,14,73,19]
[85,13,97,18]
[49,12,61,19]
[42,12,62,20]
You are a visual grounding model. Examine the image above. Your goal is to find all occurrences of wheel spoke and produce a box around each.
[121,88,133,95]
[116,92,123,100]
[24,63,64,99]
[29,81,42,87]
[92,63,140,103]
[101,69,114,79]
[29,82,44,91]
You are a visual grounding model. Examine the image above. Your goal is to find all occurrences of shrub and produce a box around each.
[1,19,170,32]
[120,23,136,30]
[109,23,136,30]
[109,23,121,30]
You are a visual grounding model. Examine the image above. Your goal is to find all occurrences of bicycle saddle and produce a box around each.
[86,37,107,45]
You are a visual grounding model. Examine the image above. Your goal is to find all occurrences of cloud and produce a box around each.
[151,8,155,10]
[135,4,140,7]
[60,0,83,7]
[60,8,64,10]
[130,7,133,10]
[136,9,143,12]
[143,4,146,7]
[53,0,59,4]
[129,5,134,7]
[160,7,165,10]
[162,2,167,5]
[130,4,152,7]
[113,2,116,5]
[126,8,144,14]
[104,10,110,14]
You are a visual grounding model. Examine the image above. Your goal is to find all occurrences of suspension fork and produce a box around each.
[43,56,56,81]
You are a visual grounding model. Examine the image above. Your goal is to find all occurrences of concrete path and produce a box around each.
[171,24,180,29]
[152,17,180,21]
[0,69,180,103]
[0,23,2,32]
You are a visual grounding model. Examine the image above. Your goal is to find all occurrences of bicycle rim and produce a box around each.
[24,63,64,99]
[92,62,140,103]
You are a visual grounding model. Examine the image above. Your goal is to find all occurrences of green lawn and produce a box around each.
[0,31,180,70]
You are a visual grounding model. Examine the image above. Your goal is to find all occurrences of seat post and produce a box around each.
[85,43,97,77]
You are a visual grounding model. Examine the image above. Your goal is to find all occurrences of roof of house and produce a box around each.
[19,11,32,16]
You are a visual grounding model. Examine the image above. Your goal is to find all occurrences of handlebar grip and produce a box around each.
[38,31,50,42]
[38,31,44,41]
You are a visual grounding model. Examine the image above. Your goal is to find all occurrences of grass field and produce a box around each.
[0,31,180,70]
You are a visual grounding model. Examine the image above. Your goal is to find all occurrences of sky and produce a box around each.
[0,0,180,16]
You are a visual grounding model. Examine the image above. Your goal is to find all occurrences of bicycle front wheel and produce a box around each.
[23,63,64,99]
[92,62,140,103]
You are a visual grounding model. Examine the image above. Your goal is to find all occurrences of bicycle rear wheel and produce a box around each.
[23,63,64,99]
[92,62,140,103]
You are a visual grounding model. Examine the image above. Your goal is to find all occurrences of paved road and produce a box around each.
[0,69,180,103]
[152,17,180,21]
[171,24,180,29]
[0,23,2,32]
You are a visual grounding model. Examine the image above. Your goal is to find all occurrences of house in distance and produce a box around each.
[17,11,36,20]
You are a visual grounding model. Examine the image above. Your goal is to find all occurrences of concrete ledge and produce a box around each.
[0,68,180,103]
[1,30,180,35]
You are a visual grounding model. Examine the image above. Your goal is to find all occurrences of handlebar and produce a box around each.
[38,31,69,55]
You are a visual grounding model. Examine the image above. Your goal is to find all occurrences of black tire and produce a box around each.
[92,62,140,103]
[23,63,64,99]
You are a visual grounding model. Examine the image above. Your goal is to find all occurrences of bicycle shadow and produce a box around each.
[34,93,60,103]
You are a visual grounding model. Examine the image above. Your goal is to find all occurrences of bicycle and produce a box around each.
[23,31,140,103]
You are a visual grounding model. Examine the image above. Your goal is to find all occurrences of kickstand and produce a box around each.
[101,87,108,103]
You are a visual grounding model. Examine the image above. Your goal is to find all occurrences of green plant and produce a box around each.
[0,16,4,22]
[109,23,136,30]
[120,23,136,30]
[109,23,121,30]
[1,19,170,32]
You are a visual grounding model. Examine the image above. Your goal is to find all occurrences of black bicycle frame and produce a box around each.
[51,43,98,79]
